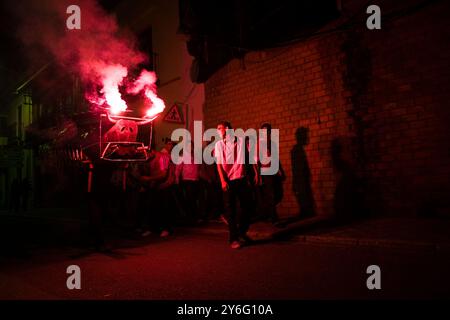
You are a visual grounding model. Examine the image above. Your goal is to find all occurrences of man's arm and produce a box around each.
[278,162,286,180]
[252,163,261,186]
[140,170,167,183]
[140,154,169,184]
[214,142,229,191]
[246,138,261,186]
[216,164,229,191]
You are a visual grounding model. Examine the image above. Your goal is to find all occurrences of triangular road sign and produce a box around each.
[163,103,184,124]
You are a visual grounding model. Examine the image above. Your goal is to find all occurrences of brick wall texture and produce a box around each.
[202,0,450,219]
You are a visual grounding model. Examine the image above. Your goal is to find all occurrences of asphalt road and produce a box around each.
[1,227,449,300]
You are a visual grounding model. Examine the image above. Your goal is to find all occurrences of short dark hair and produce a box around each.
[217,121,232,129]
[261,122,272,130]
[261,123,272,134]
[164,137,176,145]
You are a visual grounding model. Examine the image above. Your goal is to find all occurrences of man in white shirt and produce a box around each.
[214,121,260,249]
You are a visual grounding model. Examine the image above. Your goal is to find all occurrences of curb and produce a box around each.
[190,226,450,253]
[0,213,86,225]
[294,234,450,252]
[2,213,449,252]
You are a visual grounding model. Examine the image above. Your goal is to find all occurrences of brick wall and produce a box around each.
[203,0,450,218]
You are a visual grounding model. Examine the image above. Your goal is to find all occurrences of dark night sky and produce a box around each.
[0,2,25,101]
[179,0,340,81]
[0,0,339,103]
[0,0,136,107]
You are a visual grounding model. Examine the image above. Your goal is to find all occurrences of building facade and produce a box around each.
[201,0,450,219]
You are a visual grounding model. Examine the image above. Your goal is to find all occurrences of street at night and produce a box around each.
[1,216,449,300]
[1,0,450,312]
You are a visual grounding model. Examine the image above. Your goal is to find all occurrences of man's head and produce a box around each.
[164,138,176,153]
[217,121,232,139]
[261,123,272,136]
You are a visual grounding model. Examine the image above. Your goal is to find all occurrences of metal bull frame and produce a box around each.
[84,112,157,193]
[99,113,156,162]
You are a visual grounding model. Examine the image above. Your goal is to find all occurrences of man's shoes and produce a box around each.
[220,214,229,225]
[95,243,113,253]
[230,241,241,249]
[141,230,152,237]
[273,221,287,228]
[160,230,170,238]
[239,234,254,245]
[270,217,279,225]
[135,228,143,234]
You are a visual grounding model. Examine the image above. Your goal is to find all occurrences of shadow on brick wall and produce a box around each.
[331,137,365,223]
[291,127,316,219]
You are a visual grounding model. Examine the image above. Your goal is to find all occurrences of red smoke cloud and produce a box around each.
[11,0,165,117]
[128,70,165,118]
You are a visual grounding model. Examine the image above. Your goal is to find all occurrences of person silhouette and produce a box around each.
[291,127,315,218]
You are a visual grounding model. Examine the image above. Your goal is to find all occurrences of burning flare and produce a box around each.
[128,70,166,119]
[88,64,165,118]
[99,64,128,115]
[145,91,165,119]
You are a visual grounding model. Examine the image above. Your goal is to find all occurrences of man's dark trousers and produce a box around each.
[223,178,252,242]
